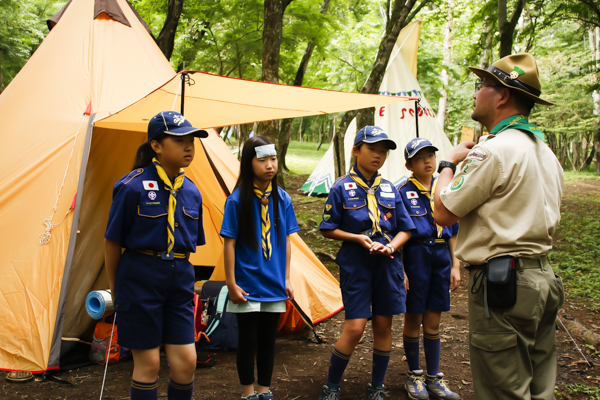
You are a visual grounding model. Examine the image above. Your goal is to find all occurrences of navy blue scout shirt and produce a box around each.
[398,177,458,240]
[105,164,205,252]
[220,186,299,302]
[319,167,415,242]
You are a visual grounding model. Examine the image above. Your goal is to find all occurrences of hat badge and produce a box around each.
[510,66,525,80]
[371,127,384,136]
[173,114,186,126]
[411,138,426,149]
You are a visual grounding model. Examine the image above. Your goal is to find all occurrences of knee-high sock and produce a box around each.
[371,348,391,387]
[167,379,194,400]
[327,347,351,387]
[130,379,158,400]
[403,334,420,372]
[423,331,441,376]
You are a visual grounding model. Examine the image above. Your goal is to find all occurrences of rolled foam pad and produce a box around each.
[85,290,114,320]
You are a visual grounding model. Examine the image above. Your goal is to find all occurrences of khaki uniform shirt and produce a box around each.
[440,128,563,265]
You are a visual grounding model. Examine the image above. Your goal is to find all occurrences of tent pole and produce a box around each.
[414,99,420,138]
[180,72,187,116]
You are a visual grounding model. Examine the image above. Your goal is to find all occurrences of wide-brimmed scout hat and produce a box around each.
[469,53,553,106]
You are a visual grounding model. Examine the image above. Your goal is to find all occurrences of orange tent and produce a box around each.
[0,0,411,372]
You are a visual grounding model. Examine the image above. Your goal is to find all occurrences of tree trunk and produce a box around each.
[594,128,600,173]
[474,25,493,143]
[437,0,453,130]
[237,123,253,160]
[497,0,526,58]
[156,0,185,60]
[278,0,331,171]
[332,0,431,177]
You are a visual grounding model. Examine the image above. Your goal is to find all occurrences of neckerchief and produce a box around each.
[408,175,442,238]
[490,115,545,141]
[253,181,273,260]
[153,157,185,255]
[349,165,383,236]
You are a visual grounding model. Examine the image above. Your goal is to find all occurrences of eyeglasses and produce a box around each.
[474,81,501,92]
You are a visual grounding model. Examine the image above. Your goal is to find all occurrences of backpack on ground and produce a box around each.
[89,317,131,365]
[196,280,238,352]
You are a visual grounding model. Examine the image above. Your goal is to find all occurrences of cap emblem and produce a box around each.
[411,138,426,149]
[173,114,186,126]
[371,127,384,136]
[510,66,525,80]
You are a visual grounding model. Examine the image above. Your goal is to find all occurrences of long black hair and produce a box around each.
[132,134,168,170]
[235,136,281,251]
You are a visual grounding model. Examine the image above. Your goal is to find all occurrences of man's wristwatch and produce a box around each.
[437,160,456,174]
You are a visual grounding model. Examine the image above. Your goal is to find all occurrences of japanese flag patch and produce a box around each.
[344,182,357,190]
[143,180,159,190]
[406,191,418,199]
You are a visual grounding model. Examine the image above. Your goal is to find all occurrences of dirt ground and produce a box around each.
[1,175,599,400]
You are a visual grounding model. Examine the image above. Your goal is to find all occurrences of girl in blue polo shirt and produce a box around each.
[105,111,207,400]
[220,136,299,400]
[318,126,415,400]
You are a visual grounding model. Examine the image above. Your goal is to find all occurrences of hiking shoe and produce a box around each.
[425,373,460,400]
[318,385,339,400]
[405,370,429,400]
[258,390,274,400]
[366,383,389,400]
[241,393,259,400]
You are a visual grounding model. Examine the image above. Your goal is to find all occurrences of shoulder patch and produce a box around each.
[330,175,347,189]
[466,147,489,161]
[397,180,409,191]
[120,168,144,185]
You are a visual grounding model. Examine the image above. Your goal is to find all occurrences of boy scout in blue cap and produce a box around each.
[317,126,415,400]
[398,138,461,400]
[105,111,208,400]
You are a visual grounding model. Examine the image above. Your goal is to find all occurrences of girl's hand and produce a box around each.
[286,280,294,301]
[369,241,388,255]
[450,261,461,291]
[404,272,410,292]
[228,284,249,304]
[355,234,374,250]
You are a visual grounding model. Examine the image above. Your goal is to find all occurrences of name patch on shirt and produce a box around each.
[380,192,395,198]
[344,182,357,190]
[143,180,159,190]
[380,183,392,192]
[406,191,418,199]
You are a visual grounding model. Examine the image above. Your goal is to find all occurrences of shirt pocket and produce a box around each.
[342,200,367,231]
[378,199,396,230]
[137,205,167,218]
[343,199,366,210]
[183,207,199,220]
[404,197,428,217]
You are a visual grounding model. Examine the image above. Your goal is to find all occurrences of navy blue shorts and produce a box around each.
[114,250,195,349]
[403,241,451,314]
[337,242,406,319]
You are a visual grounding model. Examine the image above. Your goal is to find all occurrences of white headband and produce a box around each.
[255,144,277,158]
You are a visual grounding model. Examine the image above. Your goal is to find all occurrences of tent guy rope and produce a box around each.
[39,113,87,245]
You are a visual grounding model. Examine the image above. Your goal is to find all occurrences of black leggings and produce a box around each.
[236,312,280,386]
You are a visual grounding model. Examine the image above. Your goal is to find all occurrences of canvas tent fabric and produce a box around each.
[301,21,454,195]
[0,0,411,373]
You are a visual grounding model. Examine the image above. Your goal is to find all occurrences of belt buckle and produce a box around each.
[364,228,374,238]
[425,238,435,245]
[161,250,175,260]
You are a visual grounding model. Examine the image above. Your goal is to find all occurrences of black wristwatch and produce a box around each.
[437,160,456,174]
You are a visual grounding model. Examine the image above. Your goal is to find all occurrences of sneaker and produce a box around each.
[366,383,389,400]
[242,393,259,400]
[318,385,340,400]
[258,390,274,400]
[425,373,460,400]
[405,370,429,400]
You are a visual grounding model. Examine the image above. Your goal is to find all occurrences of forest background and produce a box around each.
[1,0,600,175]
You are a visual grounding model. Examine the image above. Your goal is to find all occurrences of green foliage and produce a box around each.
[0,0,60,91]
[285,139,330,175]
[549,189,600,310]
[563,383,600,399]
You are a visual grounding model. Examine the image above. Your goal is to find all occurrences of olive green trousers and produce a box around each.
[468,257,564,400]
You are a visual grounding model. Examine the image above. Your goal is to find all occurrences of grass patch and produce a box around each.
[286,140,329,175]
[550,185,600,310]
[561,383,600,399]
[564,170,600,182]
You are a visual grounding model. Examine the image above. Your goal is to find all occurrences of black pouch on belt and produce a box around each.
[484,256,516,308]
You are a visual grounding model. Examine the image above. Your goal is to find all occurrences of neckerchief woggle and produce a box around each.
[348,165,389,241]
[153,157,185,255]
[489,115,545,141]
[253,181,273,260]
[408,175,443,238]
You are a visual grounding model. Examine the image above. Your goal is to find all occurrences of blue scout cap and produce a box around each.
[404,138,439,161]
[354,125,397,150]
[148,111,208,142]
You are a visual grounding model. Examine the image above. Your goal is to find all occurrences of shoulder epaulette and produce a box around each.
[120,168,144,185]
[330,175,347,189]
[397,180,409,190]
